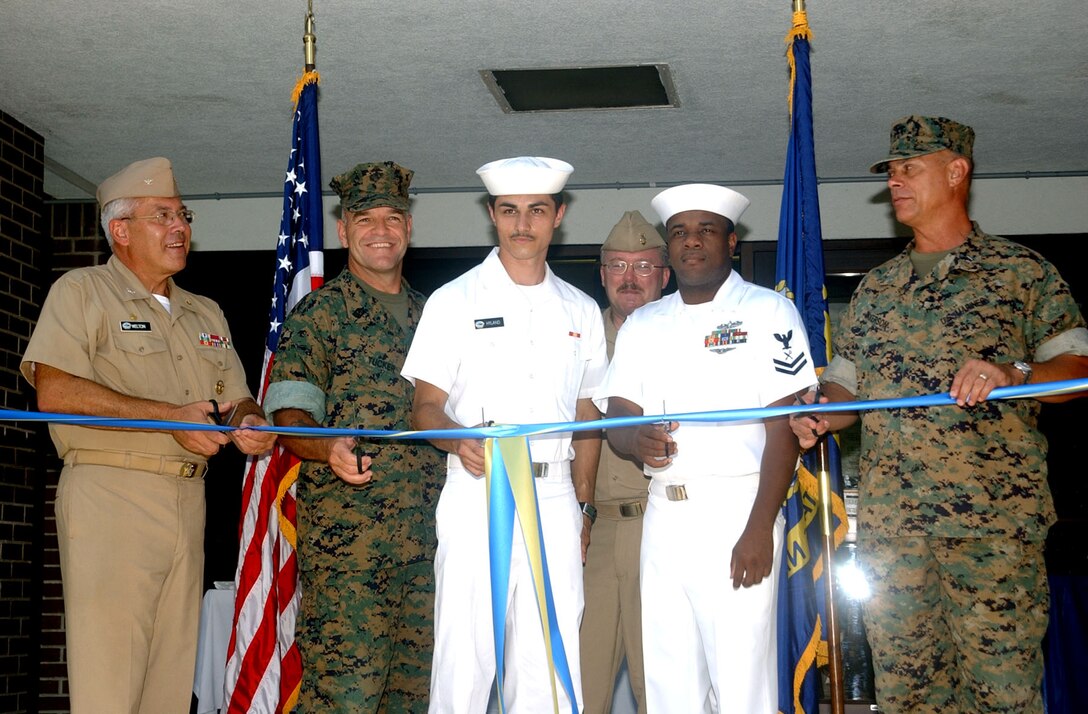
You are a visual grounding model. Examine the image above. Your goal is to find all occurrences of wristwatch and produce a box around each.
[579,501,597,525]
[1011,360,1033,385]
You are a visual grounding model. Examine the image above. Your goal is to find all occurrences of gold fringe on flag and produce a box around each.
[291,70,321,109]
[785,10,813,118]
[277,461,300,546]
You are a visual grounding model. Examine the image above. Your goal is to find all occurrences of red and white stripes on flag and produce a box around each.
[224,71,324,714]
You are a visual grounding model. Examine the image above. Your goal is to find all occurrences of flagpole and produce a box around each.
[817,438,845,714]
[223,3,323,711]
[788,2,845,710]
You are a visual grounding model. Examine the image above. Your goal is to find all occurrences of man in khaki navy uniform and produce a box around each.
[793,116,1088,713]
[580,211,669,714]
[21,157,275,714]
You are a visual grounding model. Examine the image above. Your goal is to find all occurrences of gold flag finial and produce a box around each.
[292,0,321,107]
[303,0,317,71]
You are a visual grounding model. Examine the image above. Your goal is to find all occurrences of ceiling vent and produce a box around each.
[481,64,678,113]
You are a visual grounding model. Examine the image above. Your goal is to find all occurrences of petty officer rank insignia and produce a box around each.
[705,321,747,354]
[772,329,808,375]
[120,321,152,332]
[474,317,504,329]
[199,332,233,349]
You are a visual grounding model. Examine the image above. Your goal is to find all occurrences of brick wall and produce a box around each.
[1,108,105,714]
[0,109,45,714]
[48,203,106,278]
[35,202,104,714]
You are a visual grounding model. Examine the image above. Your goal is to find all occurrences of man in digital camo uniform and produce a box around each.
[793,116,1088,713]
[21,157,275,713]
[263,162,444,711]
[580,211,669,714]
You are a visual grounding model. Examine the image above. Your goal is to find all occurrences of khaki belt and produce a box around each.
[65,450,207,479]
[595,499,647,520]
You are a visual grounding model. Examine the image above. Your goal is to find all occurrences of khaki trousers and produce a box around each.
[580,512,646,714]
[56,463,205,714]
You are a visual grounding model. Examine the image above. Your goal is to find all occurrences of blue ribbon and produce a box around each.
[486,440,515,708]
[7,378,1087,439]
[486,438,578,713]
[19,377,1083,713]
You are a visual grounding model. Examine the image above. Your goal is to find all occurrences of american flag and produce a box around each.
[224,71,324,714]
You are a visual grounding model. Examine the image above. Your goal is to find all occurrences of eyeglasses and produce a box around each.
[121,209,195,226]
[603,260,665,277]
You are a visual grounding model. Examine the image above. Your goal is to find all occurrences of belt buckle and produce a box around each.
[619,501,644,517]
[178,462,198,479]
[531,463,548,479]
[665,484,688,502]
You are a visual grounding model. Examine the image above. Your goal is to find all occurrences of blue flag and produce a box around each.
[774,11,848,714]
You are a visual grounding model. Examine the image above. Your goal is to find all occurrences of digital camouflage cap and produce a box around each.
[869,115,975,174]
[330,161,414,212]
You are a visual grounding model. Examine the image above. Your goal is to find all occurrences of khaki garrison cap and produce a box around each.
[96,157,180,208]
[602,211,665,252]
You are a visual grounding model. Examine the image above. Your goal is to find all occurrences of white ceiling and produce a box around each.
[3,0,1086,201]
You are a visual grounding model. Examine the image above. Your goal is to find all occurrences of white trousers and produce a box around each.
[641,475,783,714]
[429,466,585,713]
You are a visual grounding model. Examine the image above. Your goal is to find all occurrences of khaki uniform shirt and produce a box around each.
[21,256,252,461]
[594,307,649,505]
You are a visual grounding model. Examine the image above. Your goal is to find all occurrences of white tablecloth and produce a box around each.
[194,585,236,714]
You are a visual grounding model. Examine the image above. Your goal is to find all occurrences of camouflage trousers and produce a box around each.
[296,560,435,713]
[859,535,1048,714]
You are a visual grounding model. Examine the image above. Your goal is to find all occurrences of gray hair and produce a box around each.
[100,197,140,248]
